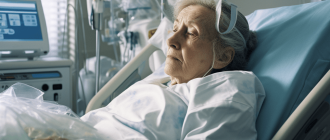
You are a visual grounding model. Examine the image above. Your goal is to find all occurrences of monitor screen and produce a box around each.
[0,1,43,41]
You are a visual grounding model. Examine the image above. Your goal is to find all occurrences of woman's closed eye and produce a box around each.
[186,32,194,36]
[173,29,195,36]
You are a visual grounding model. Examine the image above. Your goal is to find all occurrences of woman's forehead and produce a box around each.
[175,5,217,38]
[176,5,215,25]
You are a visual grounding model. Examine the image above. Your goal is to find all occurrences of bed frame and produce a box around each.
[86,44,160,112]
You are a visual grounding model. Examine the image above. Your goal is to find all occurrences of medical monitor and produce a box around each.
[0,0,49,60]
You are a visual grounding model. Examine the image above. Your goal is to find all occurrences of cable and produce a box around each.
[203,46,215,77]
[109,0,120,63]
[78,74,87,112]
[78,0,89,73]
[68,2,87,112]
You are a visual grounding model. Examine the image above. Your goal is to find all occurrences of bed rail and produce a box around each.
[272,70,330,139]
[85,44,160,113]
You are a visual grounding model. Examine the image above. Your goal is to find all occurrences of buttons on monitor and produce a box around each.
[42,84,49,91]
[53,84,62,90]
[54,93,59,101]
[41,84,63,102]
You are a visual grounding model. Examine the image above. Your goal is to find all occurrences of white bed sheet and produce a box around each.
[81,71,265,139]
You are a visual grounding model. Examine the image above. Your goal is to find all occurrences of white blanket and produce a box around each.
[81,71,265,140]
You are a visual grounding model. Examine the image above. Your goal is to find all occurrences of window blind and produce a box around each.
[41,0,77,112]
[41,0,70,58]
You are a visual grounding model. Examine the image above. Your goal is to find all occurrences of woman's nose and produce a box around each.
[167,32,181,50]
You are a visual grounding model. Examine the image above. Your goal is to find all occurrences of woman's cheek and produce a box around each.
[187,37,199,45]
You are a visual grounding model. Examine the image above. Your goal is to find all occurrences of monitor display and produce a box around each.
[0,1,43,41]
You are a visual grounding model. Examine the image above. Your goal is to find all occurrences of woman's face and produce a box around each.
[164,5,219,84]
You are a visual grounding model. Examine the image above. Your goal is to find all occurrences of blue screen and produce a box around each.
[32,73,60,78]
[0,1,43,41]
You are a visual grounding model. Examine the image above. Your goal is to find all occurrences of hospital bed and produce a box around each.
[86,1,330,140]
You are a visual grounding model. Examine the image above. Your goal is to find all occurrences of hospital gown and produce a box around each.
[81,71,265,140]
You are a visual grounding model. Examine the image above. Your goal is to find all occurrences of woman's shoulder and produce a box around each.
[188,70,259,86]
[185,70,265,109]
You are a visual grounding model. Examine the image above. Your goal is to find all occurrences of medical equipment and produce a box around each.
[85,0,155,93]
[86,0,104,95]
[77,0,159,115]
[0,58,73,109]
[77,56,121,116]
[0,0,49,60]
[86,0,330,139]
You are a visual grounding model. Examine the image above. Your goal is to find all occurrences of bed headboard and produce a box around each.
[245,1,330,139]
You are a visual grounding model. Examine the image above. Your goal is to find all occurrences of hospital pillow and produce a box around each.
[148,17,173,71]
[245,1,330,140]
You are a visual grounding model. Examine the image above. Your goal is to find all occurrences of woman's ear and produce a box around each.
[213,47,235,69]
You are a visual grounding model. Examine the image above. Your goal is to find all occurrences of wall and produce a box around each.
[227,0,316,16]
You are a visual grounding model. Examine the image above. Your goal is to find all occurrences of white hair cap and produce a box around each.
[215,0,246,47]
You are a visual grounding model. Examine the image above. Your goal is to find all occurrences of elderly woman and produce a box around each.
[166,0,256,85]
[82,0,265,139]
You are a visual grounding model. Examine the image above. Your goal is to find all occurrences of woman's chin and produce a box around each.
[164,64,180,76]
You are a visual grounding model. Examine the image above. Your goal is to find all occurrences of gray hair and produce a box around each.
[173,0,257,72]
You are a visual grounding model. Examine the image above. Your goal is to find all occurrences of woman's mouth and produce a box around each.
[167,55,181,62]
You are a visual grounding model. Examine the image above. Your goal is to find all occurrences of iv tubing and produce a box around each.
[96,28,101,93]
[203,46,215,77]
[110,0,120,62]
[78,0,89,73]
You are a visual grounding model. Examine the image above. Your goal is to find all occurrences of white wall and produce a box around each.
[227,0,315,16]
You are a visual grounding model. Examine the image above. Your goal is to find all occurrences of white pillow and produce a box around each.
[147,17,174,71]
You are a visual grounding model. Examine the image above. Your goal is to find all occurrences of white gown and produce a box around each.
[81,71,265,140]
